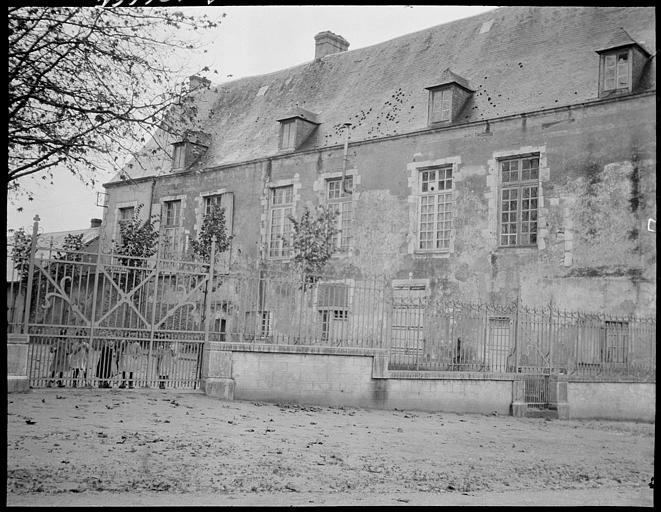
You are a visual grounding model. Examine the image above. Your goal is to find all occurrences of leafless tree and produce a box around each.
[8,6,222,198]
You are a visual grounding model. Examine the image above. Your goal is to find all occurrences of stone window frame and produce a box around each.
[193,188,234,270]
[486,146,550,251]
[113,200,138,245]
[157,194,187,260]
[312,169,361,259]
[262,177,301,261]
[417,164,454,252]
[407,156,461,258]
[497,154,541,248]
[194,188,232,234]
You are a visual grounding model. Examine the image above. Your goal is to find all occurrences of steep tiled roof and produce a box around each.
[109,6,655,184]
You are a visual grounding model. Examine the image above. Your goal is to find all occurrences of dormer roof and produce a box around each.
[425,68,474,93]
[276,107,320,125]
[596,27,651,56]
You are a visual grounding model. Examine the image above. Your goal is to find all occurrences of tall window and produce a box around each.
[116,206,135,244]
[430,88,452,123]
[602,51,630,92]
[279,120,296,150]
[418,166,453,251]
[499,156,539,247]
[161,200,182,259]
[327,176,353,252]
[268,186,294,258]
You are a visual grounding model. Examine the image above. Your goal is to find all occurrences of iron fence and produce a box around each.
[6,240,656,386]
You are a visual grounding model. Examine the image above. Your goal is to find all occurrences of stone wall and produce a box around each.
[202,342,654,421]
[104,93,656,316]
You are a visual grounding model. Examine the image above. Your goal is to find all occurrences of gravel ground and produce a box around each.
[6,388,655,507]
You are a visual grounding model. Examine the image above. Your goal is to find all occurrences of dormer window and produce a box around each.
[277,108,320,151]
[430,88,452,123]
[602,51,630,91]
[279,119,296,150]
[596,29,651,98]
[172,142,188,171]
[170,130,210,172]
[425,68,474,126]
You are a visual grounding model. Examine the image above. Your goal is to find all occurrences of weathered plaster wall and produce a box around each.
[104,94,656,315]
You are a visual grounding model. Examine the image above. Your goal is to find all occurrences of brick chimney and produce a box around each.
[314,31,350,59]
[90,218,102,228]
[188,75,211,90]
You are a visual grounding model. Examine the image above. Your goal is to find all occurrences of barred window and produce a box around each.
[418,165,453,251]
[327,176,353,252]
[268,186,294,258]
[499,156,539,247]
[602,321,628,364]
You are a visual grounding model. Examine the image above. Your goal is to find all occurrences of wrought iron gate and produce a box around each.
[8,221,218,390]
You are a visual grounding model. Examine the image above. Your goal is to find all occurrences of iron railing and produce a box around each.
[7,241,656,385]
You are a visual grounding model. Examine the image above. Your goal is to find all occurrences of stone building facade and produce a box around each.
[102,6,656,317]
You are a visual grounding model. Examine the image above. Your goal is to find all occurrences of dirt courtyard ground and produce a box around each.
[6,388,655,507]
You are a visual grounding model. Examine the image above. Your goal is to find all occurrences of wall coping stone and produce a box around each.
[208,342,389,358]
[388,370,521,381]
[7,334,29,344]
[567,378,656,384]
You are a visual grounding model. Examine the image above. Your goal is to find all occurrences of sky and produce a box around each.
[6,5,498,235]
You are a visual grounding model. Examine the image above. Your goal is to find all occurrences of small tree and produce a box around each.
[190,203,233,263]
[112,203,159,268]
[288,205,340,287]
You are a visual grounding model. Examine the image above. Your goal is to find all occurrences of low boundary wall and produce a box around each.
[567,381,655,422]
[7,334,30,393]
[202,343,548,417]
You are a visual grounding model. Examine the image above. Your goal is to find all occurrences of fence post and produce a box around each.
[146,248,161,387]
[514,295,520,372]
[549,305,555,373]
[482,304,488,370]
[200,237,216,389]
[203,237,217,344]
[86,226,105,381]
[22,215,40,335]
